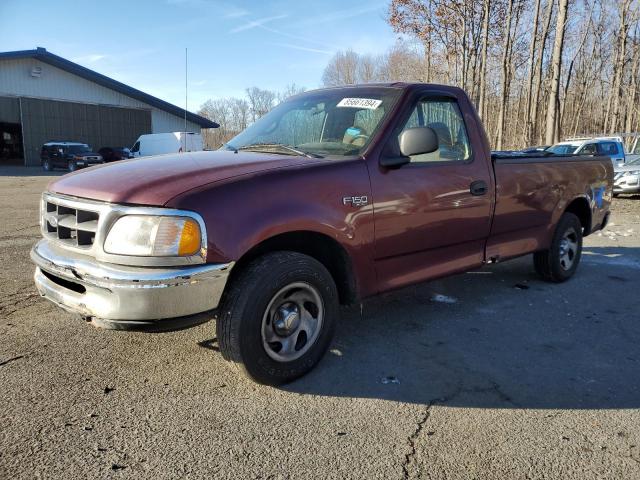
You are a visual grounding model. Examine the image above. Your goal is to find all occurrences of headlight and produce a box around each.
[104,215,202,257]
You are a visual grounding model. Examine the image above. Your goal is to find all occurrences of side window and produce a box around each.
[581,144,597,155]
[597,142,618,155]
[131,141,140,153]
[400,99,471,163]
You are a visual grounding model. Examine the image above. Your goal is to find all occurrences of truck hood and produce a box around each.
[48,150,319,205]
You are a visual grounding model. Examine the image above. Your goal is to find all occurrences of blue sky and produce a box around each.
[1,0,400,112]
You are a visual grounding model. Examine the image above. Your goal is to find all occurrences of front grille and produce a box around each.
[43,197,100,248]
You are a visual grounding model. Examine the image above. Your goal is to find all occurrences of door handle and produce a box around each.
[470,180,488,196]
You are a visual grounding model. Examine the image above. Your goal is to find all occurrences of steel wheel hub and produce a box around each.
[261,282,324,362]
[559,228,578,270]
[273,302,301,336]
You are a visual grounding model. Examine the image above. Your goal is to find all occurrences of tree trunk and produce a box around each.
[496,0,514,150]
[610,0,633,133]
[524,0,542,145]
[531,0,554,144]
[478,0,491,121]
[625,34,640,143]
[545,0,569,145]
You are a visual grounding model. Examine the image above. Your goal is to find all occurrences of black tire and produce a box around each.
[533,212,583,282]
[67,160,77,172]
[42,160,51,171]
[613,193,620,198]
[217,251,339,385]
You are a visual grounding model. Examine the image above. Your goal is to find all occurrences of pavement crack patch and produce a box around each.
[402,405,432,479]
[0,355,24,367]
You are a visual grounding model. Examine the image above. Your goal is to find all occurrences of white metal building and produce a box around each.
[0,47,218,166]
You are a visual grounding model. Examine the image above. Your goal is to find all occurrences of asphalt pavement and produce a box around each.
[1,167,639,479]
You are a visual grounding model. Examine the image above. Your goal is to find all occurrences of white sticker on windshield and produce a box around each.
[337,98,382,109]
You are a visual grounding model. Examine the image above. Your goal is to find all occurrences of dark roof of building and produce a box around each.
[0,47,218,129]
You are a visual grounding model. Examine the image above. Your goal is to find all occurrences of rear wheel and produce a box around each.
[217,251,338,385]
[533,212,583,282]
[42,160,51,171]
[67,160,77,172]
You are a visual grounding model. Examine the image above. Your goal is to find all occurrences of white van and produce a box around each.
[130,132,203,157]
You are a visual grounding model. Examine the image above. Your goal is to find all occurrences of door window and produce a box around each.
[132,141,140,153]
[400,99,471,163]
[580,144,597,155]
[596,142,619,155]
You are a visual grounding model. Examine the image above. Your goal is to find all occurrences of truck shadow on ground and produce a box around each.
[280,246,640,409]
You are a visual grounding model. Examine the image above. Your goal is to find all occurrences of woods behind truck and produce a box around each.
[130,132,203,157]
[31,83,613,385]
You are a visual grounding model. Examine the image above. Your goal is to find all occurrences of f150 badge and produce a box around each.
[342,195,369,207]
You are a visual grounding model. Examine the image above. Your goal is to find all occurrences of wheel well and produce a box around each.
[565,197,591,235]
[229,231,358,305]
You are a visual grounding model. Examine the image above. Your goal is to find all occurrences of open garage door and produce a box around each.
[19,98,151,166]
[0,97,24,166]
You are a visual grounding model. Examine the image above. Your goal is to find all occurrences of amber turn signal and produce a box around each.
[178,218,201,256]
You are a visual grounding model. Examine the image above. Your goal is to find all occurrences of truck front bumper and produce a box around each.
[31,240,233,327]
[614,174,640,194]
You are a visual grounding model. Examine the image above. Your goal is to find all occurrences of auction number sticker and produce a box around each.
[337,98,382,109]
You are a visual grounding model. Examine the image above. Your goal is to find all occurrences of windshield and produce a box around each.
[222,87,402,158]
[547,143,580,155]
[67,145,91,154]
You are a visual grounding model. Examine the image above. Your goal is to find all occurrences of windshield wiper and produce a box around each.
[221,143,237,153]
[236,143,321,158]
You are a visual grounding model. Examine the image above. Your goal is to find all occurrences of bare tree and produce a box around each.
[544,0,569,144]
[530,0,554,143]
[277,83,307,103]
[523,0,542,145]
[246,87,277,122]
[321,50,360,86]
[477,0,491,121]
[607,0,636,133]
[496,0,515,150]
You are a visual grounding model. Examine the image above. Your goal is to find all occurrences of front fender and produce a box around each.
[167,159,377,296]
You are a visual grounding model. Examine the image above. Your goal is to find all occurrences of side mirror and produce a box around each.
[380,127,439,169]
[399,127,439,157]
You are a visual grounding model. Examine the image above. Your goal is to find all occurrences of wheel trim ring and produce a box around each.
[260,281,324,363]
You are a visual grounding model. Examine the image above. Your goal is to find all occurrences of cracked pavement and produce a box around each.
[1,168,639,479]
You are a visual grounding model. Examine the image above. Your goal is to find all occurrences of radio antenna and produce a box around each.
[184,47,188,153]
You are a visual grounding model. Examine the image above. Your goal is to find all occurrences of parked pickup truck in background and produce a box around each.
[31,83,613,385]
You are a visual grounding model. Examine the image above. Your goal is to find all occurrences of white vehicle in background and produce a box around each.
[613,156,640,196]
[130,132,203,158]
[547,137,626,166]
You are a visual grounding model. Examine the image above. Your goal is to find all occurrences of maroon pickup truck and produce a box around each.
[31,83,613,384]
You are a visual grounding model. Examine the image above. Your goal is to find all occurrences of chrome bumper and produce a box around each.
[31,240,232,325]
[614,175,640,193]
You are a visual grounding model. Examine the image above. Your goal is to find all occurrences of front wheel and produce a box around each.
[42,160,51,171]
[533,212,583,282]
[67,160,77,172]
[217,251,338,385]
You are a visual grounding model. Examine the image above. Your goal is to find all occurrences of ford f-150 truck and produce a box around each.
[31,83,613,385]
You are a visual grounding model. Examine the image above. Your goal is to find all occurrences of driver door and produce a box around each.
[368,90,494,292]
